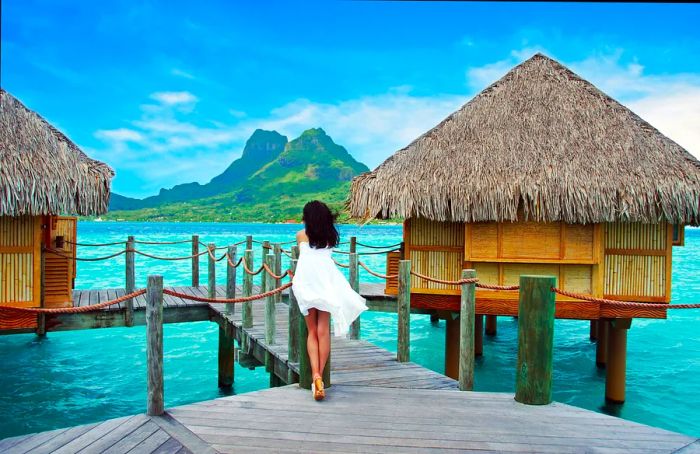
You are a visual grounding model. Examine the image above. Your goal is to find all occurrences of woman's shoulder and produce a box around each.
[296,229,308,243]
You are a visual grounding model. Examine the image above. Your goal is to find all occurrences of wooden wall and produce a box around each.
[0,215,42,315]
[391,217,674,311]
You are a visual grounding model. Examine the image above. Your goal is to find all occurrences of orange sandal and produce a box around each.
[313,377,325,401]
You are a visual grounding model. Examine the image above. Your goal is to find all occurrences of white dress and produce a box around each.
[292,241,368,337]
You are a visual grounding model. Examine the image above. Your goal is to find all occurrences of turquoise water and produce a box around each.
[0,222,698,439]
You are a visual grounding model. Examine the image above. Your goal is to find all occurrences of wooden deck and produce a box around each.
[3,385,697,453]
[2,284,699,452]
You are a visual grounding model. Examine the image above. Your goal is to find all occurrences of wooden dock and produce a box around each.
[2,284,699,452]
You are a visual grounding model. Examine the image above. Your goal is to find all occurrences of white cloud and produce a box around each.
[171,68,195,79]
[94,128,144,142]
[150,91,198,105]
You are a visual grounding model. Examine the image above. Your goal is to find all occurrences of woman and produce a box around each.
[292,200,367,401]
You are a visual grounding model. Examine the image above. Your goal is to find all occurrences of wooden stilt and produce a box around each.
[590,320,598,341]
[397,260,411,362]
[348,252,360,339]
[264,254,276,373]
[146,275,164,416]
[596,319,609,368]
[444,314,460,380]
[606,318,631,404]
[287,253,300,384]
[430,313,439,325]
[226,245,236,316]
[485,315,497,336]
[125,236,135,327]
[475,315,483,356]
[242,250,253,329]
[218,324,234,388]
[191,235,199,287]
[207,243,216,299]
[459,269,476,391]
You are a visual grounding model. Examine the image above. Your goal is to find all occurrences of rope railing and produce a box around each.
[0,289,146,314]
[164,281,293,304]
[262,263,292,280]
[355,241,402,249]
[227,255,244,268]
[551,287,700,310]
[358,261,398,280]
[66,240,126,247]
[409,270,479,286]
[333,258,350,269]
[333,248,401,255]
[243,262,265,276]
[45,248,127,261]
[132,249,209,261]
[134,239,193,245]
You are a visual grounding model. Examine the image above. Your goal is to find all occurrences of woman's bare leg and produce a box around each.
[317,310,331,379]
[304,309,321,379]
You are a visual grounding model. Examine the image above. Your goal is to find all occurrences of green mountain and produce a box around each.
[103,128,370,222]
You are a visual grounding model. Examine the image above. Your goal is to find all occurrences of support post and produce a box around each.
[264,254,276,373]
[262,240,270,261]
[348,252,360,339]
[242,250,253,329]
[350,236,357,253]
[208,243,216,299]
[515,275,556,405]
[485,315,497,336]
[606,318,631,404]
[125,236,135,327]
[246,235,253,251]
[218,323,234,388]
[273,243,282,305]
[397,260,411,362]
[596,319,609,368]
[288,254,300,383]
[445,314,459,379]
[37,248,46,337]
[589,320,598,341]
[298,296,311,390]
[146,275,164,416]
[226,245,237,316]
[459,269,476,391]
[191,235,199,287]
[475,315,484,356]
[430,313,439,325]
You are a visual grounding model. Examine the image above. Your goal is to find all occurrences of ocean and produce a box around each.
[0,221,698,439]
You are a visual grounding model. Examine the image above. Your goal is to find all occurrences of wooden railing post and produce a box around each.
[273,243,282,305]
[397,260,411,362]
[515,275,556,405]
[350,236,357,253]
[298,247,310,388]
[459,269,476,391]
[264,254,276,374]
[242,250,253,329]
[246,235,253,251]
[218,322,235,389]
[208,243,216,299]
[262,240,270,261]
[191,235,199,287]
[146,275,164,416]
[348,252,360,339]
[226,245,237,316]
[287,247,300,384]
[125,235,135,327]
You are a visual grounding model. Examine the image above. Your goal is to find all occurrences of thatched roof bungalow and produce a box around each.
[347,54,700,398]
[1,88,114,322]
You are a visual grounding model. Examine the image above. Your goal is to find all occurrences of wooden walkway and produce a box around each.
[2,285,699,452]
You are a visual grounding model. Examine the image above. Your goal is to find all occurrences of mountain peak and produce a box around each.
[300,127,327,137]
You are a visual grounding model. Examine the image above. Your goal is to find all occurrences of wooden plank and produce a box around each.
[101,421,160,454]
[150,413,216,454]
[50,416,131,454]
[73,414,151,453]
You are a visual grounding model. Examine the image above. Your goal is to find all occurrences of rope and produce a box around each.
[243,262,265,276]
[333,259,350,269]
[333,248,401,255]
[355,241,402,249]
[551,288,700,309]
[227,255,244,268]
[45,248,126,261]
[409,270,479,286]
[262,263,292,280]
[164,282,292,303]
[132,249,209,261]
[133,239,192,245]
[476,283,520,291]
[0,290,146,314]
[358,261,398,280]
[198,242,229,251]
[66,240,126,247]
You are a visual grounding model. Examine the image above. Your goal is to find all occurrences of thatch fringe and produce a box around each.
[1,88,114,216]
[347,53,700,225]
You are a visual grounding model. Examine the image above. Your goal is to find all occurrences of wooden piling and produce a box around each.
[606,318,631,404]
[218,323,234,388]
[397,260,411,363]
[515,275,556,405]
[288,256,300,384]
[264,254,276,373]
[242,250,253,329]
[146,275,164,416]
[298,300,311,390]
[348,252,360,340]
[191,235,199,287]
[475,315,484,356]
[444,315,459,380]
[246,235,253,251]
[37,248,46,337]
[226,245,237,316]
[273,243,282,305]
[485,315,497,336]
[596,319,609,368]
[350,236,357,253]
[125,236,135,327]
[459,269,476,391]
[590,320,598,341]
[207,243,216,299]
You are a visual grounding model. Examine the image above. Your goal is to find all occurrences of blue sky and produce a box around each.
[3,1,700,198]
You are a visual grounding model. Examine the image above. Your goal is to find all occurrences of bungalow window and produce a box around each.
[672,224,685,246]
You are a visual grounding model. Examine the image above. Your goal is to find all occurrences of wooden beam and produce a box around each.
[146,275,164,416]
[458,269,475,391]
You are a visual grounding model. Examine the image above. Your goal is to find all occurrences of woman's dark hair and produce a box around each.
[302,200,339,249]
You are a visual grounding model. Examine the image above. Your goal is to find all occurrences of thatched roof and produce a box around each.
[348,53,700,225]
[1,88,114,216]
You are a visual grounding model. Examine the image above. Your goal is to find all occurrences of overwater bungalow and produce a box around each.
[348,53,700,402]
[0,88,113,329]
